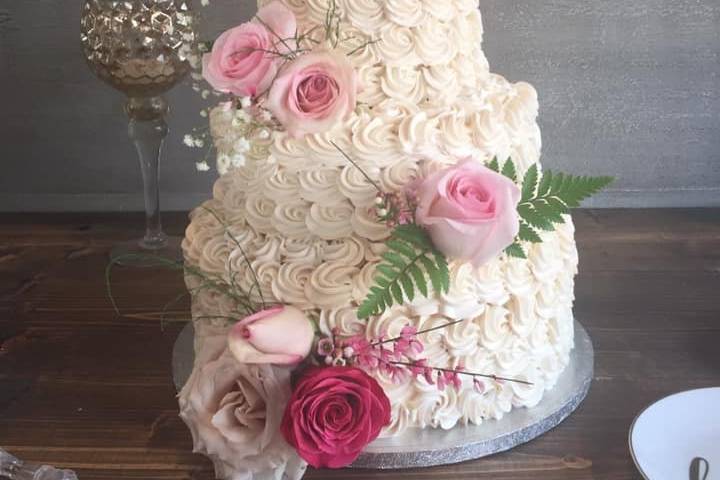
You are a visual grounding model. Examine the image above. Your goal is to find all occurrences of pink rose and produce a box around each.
[266,51,358,138]
[415,160,521,267]
[280,366,391,469]
[228,306,314,365]
[202,1,296,97]
[178,325,307,480]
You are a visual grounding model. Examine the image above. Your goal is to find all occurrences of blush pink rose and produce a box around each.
[202,1,296,97]
[415,160,521,267]
[178,324,307,480]
[228,306,314,365]
[280,366,391,469]
[266,50,358,138]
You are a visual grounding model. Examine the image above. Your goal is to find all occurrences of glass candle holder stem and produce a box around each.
[126,95,170,251]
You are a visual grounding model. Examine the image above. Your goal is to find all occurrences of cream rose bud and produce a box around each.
[228,306,314,365]
[415,160,521,267]
[201,1,296,97]
[266,50,358,138]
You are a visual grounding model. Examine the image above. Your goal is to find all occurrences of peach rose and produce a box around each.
[228,306,314,365]
[178,325,307,480]
[415,160,521,267]
[266,50,358,138]
[202,1,296,97]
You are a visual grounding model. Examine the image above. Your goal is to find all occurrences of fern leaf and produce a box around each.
[391,282,403,304]
[521,164,539,202]
[518,204,555,231]
[376,264,397,279]
[534,199,565,225]
[357,224,450,319]
[392,224,433,249]
[408,263,428,297]
[418,255,442,293]
[399,273,415,301]
[433,251,450,293]
[501,158,517,182]
[518,221,542,243]
[487,157,500,172]
[538,170,553,197]
[506,242,527,259]
[386,239,416,260]
[383,251,406,269]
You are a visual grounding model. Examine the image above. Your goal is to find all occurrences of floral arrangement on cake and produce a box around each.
[149,2,615,479]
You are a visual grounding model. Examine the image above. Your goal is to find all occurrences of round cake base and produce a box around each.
[172,321,593,470]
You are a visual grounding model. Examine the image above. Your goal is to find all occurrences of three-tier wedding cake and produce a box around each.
[177,1,605,478]
[183,0,577,435]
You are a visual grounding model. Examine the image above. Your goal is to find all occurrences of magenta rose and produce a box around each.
[202,1,296,97]
[266,50,358,138]
[415,160,521,267]
[280,366,391,468]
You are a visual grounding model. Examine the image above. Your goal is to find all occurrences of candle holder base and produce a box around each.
[110,235,183,267]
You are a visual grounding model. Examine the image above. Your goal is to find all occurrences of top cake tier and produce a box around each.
[257,0,490,103]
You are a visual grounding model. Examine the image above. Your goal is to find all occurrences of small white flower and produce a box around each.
[231,117,243,128]
[257,129,270,140]
[194,139,205,148]
[240,96,253,109]
[259,110,273,123]
[200,0,209,6]
[195,161,210,172]
[234,137,251,153]
[201,90,210,100]
[183,135,195,147]
[231,153,246,168]
[235,110,251,123]
[200,110,208,118]
[191,72,204,82]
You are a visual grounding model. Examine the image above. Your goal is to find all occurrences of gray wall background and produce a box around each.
[0,0,718,212]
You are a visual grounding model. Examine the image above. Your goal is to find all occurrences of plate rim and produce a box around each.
[628,386,720,480]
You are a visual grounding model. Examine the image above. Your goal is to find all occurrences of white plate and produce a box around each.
[630,387,720,479]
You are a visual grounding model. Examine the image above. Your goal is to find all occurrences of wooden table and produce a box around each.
[1,209,719,480]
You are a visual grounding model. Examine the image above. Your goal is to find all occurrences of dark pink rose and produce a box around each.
[280,366,391,468]
[266,51,358,138]
[415,160,521,267]
[202,1,296,97]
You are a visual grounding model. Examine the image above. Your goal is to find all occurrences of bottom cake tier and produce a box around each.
[182,204,579,437]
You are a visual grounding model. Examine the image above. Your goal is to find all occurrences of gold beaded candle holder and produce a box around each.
[81,0,197,264]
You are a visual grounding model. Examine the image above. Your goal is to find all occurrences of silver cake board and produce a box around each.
[172,320,593,470]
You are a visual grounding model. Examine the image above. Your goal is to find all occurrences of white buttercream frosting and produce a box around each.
[187,0,577,437]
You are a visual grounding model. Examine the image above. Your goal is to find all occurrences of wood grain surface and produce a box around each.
[1,209,719,480]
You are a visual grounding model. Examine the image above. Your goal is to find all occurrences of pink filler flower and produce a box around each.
[202,1,296,97]
[415,160,521,267]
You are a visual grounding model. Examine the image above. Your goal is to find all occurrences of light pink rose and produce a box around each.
[415,160,521,267]
[266,50,358,138]
[228,306,314,365]
[202,1,296,97]
[178,325,307,480]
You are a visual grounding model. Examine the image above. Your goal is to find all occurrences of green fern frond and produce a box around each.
[516,165,614,234]
[358,224,449,320]
[518,221,542,243]
[501,159,518,182]
[505,242,527,259]
[487,157,500,172]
